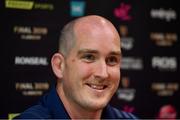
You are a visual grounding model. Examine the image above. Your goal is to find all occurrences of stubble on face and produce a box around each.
[57,15,121,118]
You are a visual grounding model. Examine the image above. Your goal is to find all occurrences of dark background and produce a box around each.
[1,0,179,119]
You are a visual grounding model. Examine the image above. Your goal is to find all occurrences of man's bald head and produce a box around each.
[58,15,120,56]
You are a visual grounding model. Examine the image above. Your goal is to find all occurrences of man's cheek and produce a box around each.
[79,66,93,78]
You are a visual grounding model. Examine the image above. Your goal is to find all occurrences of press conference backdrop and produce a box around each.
[1,0,179,119]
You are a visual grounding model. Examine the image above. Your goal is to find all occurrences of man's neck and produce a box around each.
[66,106,102,119]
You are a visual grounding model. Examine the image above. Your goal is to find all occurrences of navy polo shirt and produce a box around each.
[15,86,138,119]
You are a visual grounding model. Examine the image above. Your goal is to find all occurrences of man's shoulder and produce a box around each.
[110,106,138,119]
[14,104,51,119]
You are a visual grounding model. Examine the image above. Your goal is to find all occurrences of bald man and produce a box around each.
[16,15,138,119]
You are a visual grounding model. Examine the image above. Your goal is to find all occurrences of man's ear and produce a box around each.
[51,53,65,79]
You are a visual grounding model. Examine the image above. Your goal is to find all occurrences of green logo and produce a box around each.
[8,113,20,120]
[5,0,34,10]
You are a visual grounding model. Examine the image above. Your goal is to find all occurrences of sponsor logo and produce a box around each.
[121,76,130,88]
[119,25,134,50]
[33,3,54,10]
[16,82,49,96]
[114,2,132,21]
[150,8,177,22]
[8,113,20,120]
[116,77,136,101]
[121,57,143,70]
[5,0,33,10]
[156,104,177,119]
[5,0,54,10]
[117,88,135,101]
[152,56,177,71]
[152,82,179,96]
[15,56,48,66]
[14,26,48,40]
[121,37,134,50]
[70,1,86,17]
[150,32,177,46]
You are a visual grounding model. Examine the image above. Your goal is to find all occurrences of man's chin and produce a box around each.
[84,101,108,111]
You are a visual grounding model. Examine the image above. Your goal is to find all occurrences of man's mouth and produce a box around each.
[86,83,107,90]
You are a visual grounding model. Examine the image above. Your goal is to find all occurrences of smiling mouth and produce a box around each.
[86,83,107,90]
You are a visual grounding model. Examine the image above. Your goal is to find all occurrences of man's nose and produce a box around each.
[94,61,109,79]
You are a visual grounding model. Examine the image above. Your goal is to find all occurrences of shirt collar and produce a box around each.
[42,85,115,119]
[41,85,70,118]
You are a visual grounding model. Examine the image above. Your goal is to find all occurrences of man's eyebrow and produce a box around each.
[109,51,122,57]
[78,49,99,54]
[78,49,122,57]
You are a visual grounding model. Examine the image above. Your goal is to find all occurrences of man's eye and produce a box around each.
[81,54,95,62]
[106,56,120,66]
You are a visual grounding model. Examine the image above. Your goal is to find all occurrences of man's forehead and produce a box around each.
[74,18,120,44]
[75,15,107,26]
[74,16,111,35]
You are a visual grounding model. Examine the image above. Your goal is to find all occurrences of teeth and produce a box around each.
[90,85,104,90]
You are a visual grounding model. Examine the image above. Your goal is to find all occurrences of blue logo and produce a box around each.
[70,1,85,17]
